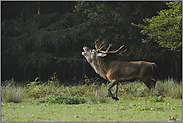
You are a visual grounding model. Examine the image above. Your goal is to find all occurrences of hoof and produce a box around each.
[112,97,119,101]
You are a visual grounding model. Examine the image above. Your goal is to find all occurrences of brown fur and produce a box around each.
[82,46,157,101]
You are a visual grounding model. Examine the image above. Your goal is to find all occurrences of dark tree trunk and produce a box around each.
[175,60,178,81]
[37,56,43,80]
[23,67,26,81]
[81,62,86,82]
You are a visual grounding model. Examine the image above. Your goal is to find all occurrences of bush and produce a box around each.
[115,78,182,99]
[154,78,182,98]
[118,81,149,98]
[147,95,164,102]
[25,77,62,98]
[59,84,89,97]
[24,76,99,99]
[1,78,25,103]
[39,95,87,104]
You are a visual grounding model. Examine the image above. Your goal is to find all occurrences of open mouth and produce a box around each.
[82,46,87,55]
[83,47,87,53]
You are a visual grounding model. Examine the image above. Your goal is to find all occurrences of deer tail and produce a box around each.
[151,62,157,70]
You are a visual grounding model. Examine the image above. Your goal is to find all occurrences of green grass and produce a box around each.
[1,98,182,122]
[1,77,182,122]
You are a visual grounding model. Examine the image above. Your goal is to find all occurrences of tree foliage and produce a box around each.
[2,8,89,69]
[133,1,182,51]
[74,1,169,60]
[1,2,181,82]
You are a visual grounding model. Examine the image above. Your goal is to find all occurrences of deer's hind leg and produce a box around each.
[142,77,156,91]
[115,83,119,99]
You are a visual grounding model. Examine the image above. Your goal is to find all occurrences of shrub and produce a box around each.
[146,95,164,102]
[1,78,25,103]
[1,78,16,87]
[118,81,149,98]
[117,79,182,99]
[24,76,99,99]
[25,77,62,98]
[59,84,89,97]
[154,78,182,98]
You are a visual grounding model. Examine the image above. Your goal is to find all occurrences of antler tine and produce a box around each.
[105,43,112,52]
[116,48,127,56]
[95,40,99,51]
[95,41,105,52]
[108,45,124,53]
[98,41,104,48]
[95,41,125,54]
[99,45,124,54]
[98,42,105,51]
[95,40,99,46]
[121,48,127,53]
[98,43,112,53]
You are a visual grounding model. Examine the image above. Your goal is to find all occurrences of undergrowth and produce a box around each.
[117,78,182,99]
[154,78,182,98]
[88,83,109,104]
[1,78,25,103]
[1,77,182,104]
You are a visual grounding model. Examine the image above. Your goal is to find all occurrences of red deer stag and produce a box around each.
[82,41,157,101]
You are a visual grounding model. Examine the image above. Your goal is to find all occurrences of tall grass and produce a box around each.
[117,79,182,99]
[117,80,149,99]
[1,77,182,104]
[1,78,25,103]
[154,78,182,98]
[88,83,109,104]
[25,77,62,98]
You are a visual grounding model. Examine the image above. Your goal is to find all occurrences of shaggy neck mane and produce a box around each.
[90,57,110,80]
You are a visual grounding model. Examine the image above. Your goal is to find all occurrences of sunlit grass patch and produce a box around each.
[1,98,182,122]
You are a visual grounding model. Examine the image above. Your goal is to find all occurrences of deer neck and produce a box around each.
[90,57,109,80]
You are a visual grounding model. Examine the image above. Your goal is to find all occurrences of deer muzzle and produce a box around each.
[82,46,87,55]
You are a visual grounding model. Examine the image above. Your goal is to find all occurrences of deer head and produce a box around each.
[82,41,126,63]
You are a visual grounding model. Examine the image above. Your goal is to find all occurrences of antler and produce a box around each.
[95,40,105,52]
[100,45,124,54]
[95,41,125,54]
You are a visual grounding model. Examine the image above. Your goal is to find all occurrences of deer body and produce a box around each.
[82,43,156,101]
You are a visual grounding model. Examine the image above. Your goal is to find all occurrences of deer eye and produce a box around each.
[91,49,95,53]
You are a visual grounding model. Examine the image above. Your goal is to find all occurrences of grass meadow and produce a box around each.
[1,77,182,122]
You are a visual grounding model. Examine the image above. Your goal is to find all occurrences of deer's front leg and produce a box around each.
[107,81,119,101]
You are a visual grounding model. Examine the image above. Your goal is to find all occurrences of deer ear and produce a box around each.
[97,53,107,57]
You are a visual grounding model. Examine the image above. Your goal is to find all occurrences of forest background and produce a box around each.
[1,1,182,84]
